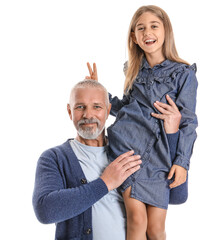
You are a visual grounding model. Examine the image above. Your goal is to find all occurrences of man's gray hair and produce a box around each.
[69,79,110,108]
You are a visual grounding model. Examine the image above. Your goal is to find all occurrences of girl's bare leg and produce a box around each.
[123,186,147,240]
[146,205,167,240]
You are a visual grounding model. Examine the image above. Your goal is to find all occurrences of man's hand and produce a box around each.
[168,164,187,188]
[151,94,181,134]
[85,62,98,81]
[101,150,141,191]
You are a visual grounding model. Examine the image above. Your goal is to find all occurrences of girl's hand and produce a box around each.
[151,95,181,134]
[85,62,98,81]
[168,164,187,188]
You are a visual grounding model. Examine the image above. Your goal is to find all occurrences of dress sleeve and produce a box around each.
[32,152,108,224]
[109,93,130,117]
[173,64,198,170]
[108,61,130,117]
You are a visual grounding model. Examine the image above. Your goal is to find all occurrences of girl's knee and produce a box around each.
[123,187,147,227]
[147,223,165,239]
[128,209,147,226]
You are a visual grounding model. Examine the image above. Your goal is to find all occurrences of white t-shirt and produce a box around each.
[69,139,126,240]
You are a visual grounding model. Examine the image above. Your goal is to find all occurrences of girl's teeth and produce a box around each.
[146,40,155,43]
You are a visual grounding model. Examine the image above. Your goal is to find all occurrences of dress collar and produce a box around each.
[140,57,171,70]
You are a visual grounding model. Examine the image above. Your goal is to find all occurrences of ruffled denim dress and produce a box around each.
[107,58,198,209]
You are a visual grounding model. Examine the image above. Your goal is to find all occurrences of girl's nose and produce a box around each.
[144,28,151,36]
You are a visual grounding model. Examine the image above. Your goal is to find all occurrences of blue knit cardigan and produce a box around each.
[33,133,184,240]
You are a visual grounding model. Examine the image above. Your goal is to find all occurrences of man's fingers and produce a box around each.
[122,158,142,172]
[114,151,141,171]
[151,112,165,120]
[101,151,141,191]
[154,101,173,113]
[166,95,179,110]
[121,154,141,165]
[115,150,135,162]
[124,165,141,178]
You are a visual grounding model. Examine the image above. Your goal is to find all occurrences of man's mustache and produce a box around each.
[78,118,100,126]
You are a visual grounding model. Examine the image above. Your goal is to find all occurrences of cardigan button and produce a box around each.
[81,178,87,184]
[86,228,92,234]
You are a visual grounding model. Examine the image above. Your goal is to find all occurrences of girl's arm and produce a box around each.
[172,66,198,170]
[109,93,130,117]
[153,66,198,171]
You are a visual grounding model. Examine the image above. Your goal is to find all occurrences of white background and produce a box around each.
[0,0,216,239]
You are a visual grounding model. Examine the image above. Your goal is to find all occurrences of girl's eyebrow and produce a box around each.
[136,21,161,27]
[150,21,161,24]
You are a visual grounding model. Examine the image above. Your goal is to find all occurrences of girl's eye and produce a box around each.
[152,25,158,29]
[138,27,144,31]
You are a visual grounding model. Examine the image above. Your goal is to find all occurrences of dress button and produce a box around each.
[81,178,87,184]
[86,228,92,234]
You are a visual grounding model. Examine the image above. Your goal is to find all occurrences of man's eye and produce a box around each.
[75,106,84,110]
[94,106,102,109]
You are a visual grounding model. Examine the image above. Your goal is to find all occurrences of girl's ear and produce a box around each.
[131,32,138,44]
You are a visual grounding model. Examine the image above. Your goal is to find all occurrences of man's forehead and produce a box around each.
[72,87,106,103]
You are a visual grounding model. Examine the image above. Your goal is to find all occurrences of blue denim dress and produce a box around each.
[107,58,198,209]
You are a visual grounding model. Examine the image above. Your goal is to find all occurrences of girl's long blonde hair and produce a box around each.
[124,5,189,93]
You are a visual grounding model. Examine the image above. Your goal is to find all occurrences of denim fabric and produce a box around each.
[107,58,198,209]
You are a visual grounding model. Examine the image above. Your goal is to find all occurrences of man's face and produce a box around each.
[68,87,110,140]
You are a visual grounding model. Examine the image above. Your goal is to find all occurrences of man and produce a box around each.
[33,80,142,240]
[33,79,180,240]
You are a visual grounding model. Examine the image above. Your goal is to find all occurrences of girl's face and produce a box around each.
[132,12,165,60]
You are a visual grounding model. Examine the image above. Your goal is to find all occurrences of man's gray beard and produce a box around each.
[77,118,105,140]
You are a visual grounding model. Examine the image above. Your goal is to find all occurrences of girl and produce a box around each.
[86,5,198,240]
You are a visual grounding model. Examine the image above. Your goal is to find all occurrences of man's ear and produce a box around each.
[131,32,138,44]
[67,104,72,120]
[106,103,112,119]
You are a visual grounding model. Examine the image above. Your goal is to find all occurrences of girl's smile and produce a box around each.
[144,38,156,45]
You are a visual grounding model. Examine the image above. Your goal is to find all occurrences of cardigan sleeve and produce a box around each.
[32,150,108,224]
[166,131,180,162]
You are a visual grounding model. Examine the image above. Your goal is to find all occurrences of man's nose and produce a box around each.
[83,107,93,118]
